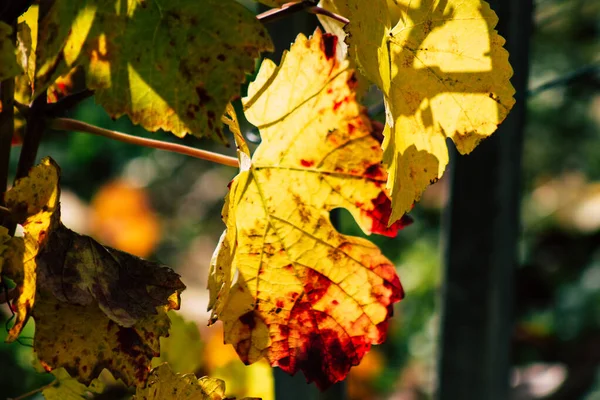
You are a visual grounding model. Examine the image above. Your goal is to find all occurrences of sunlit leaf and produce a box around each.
[322,0,515,223]
[35,0,273,141]
[134,363,228,400]
[208,30,407,390]
[42,368,105,400]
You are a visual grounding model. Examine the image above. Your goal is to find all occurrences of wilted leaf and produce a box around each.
[35,0,273,141]
[152,311,204,374]
[42,368,105,400]
[322,0,515,223]
[208,30,407,389]
[0,22,22,81]
[135,363,228,400]
[35,291,170,387]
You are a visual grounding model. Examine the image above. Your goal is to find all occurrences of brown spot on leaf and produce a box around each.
[322,34,338,60]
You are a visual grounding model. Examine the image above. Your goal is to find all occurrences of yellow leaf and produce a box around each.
[3,158,185,385]
[323,0,516,223]
[208,30,407,390]
[135,363,228,400]
[35,0,273,141]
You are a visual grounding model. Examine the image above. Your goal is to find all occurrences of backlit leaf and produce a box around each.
[42,368,105,400]
[208,30,407,390]
[3,158,184,385]
[35,0,273,141]
[34,291,170,387]
[323,0,515,223]
[151,311,204,375]
[135,363,227,400]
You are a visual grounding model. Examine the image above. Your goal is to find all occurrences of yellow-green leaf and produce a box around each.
[34,291,169,387]
[323,0,516,223]
[3,158,184,343]
[42,368,105,400]
[152,311,204,374]
[135,363,228,400]
[35,0,273,141]
[0,21,22,81]
[208,30,407,390]
[4,158,184,385]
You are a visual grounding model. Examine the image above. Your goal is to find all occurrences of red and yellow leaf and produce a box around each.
[208,30,407,389]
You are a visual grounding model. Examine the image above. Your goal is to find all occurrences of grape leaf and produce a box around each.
[134,363,230,400]
[34,291,170,387]
[34,0,273,141]
[322,0,515,223]
[2,158,184,385]
[42,368,106,400]
[208,30,408,390]
[0,22,22,81]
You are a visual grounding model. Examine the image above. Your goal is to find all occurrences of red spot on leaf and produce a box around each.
[364,163,386,180]
[322,34,338,60]
[362,192,413,237]
[300,159,314,167]
[303,269,331,303]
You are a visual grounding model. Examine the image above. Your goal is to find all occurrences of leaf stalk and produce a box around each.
[49,118,240,168]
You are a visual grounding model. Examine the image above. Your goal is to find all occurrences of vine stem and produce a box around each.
[257,1,349,25]
[9,379,57,400]
[49,118,240,168]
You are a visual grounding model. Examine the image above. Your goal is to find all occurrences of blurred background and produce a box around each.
[1,0,600,399]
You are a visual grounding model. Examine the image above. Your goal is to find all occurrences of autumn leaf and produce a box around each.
[135,363,229,400]
[0,21,22,81]
[42,368,106,400]
[2,158,184,385]
[208,30,408,389]
[34,0,273,141]
[34,291,170,387]
[322,0,515,223]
